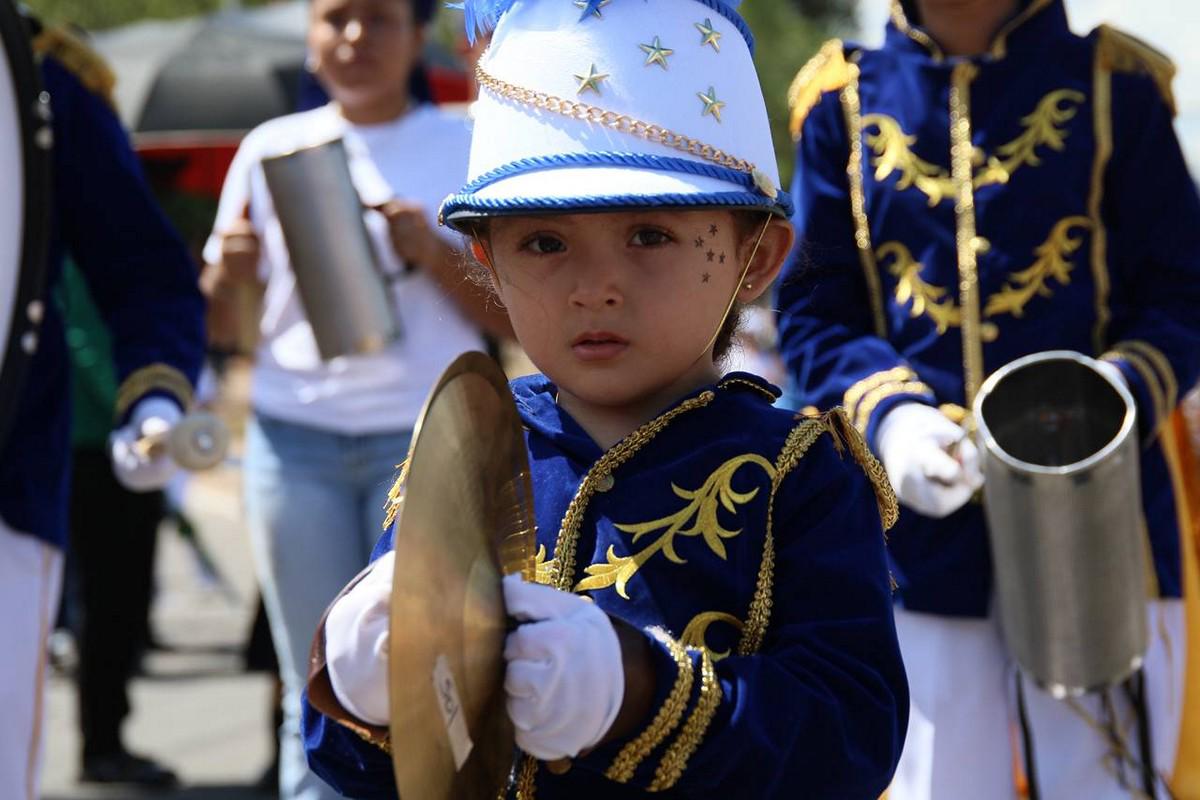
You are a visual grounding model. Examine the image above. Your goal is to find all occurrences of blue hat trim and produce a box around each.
[449,0,755,54]
[442,190,785,227]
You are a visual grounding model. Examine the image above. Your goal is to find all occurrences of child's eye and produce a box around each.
[521,234,566,255]
[630,228,672,247]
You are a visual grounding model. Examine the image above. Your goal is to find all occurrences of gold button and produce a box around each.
[971,236,991,254]
[595,473,615,492]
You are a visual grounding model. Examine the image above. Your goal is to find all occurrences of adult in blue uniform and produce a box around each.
[297,0,909,797]
[0,20,205,799]
[777,0,1200,797]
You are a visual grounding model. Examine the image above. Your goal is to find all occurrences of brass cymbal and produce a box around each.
[389,352,535,800]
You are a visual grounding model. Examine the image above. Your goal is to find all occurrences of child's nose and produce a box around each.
[569,262,623,309]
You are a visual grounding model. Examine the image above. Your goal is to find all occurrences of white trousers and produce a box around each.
[891,602,1186,800]
[0,520,64,800]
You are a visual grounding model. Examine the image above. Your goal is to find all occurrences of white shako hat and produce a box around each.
[439,0,791,231]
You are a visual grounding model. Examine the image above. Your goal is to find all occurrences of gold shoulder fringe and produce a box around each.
[787,39,852,141]
[1094,24,1177,117]
[822,407,900,532]
[381,460,411,531]
[33,26,118,111]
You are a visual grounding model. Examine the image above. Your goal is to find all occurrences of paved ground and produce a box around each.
[42,368,278,800]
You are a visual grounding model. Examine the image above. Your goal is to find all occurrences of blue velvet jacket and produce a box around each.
[303,372,908,798]
[0,51,205,549]
[776,0,1200,617]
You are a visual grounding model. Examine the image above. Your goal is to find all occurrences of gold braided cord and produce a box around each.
[1119,340,1179,413]
[949,63,985,415]
[853,380,935,436]
[716,377,778,403]
[839,64,889,338]
[1088,51,1115,356]
[550,392,716,593]
[825,407,900,531]
[604,629,695,783]
[1103,349,1167,431]
[475,64,759,177]
[381,459,411,530]
[650,648,722,791]
[114,363,194,419]
[843,366,917,415]
[738,416,830,655]
[514,754,538,799]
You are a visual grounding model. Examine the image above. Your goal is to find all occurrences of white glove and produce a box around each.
[876,402,984,519]
[109,397,183,492]
[503,575,624,760]
[325,552,394,726]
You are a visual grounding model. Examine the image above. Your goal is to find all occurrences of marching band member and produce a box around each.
[0,19,204,799]
[300,0,909,797]
[776,0,1200,797]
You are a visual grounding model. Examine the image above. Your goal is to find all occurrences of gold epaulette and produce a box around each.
[787,39,852,141]
[33,25,117,111]
[1094,24,1177,116]
[823,407,899,532]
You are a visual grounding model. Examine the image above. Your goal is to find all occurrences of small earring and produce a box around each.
[744,282,753,290]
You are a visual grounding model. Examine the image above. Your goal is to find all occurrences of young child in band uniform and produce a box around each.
[302,1,909,797]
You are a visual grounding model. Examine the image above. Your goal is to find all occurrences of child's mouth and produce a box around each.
[571,332,629,361]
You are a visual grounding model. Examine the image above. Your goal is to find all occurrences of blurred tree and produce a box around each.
[21,0,274,32]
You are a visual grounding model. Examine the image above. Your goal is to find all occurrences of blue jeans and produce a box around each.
[243,414,410,800]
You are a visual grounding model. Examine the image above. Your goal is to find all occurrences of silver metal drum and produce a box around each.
[261,138,398,361]
[0,3,52,451]
[974,350,1147,697]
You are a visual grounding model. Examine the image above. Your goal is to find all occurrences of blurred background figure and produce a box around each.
[200,1,509,797]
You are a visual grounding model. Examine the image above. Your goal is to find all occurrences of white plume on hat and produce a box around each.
[440,0,790,229]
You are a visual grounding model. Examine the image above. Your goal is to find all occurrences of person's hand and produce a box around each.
[325,552,395,726]
[503,575,624,760]
[216,201,261,285]
[373,199,442,269]
[876,402,983,519]
[109,397,184,492]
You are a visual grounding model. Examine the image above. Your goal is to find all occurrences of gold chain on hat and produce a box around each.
[474,63,779,199]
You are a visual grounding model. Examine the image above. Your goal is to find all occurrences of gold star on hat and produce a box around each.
[695,18,722,52]
[697,86,725,122]
[573,0,611,18]
[639,36,674,70]
[575,63,609,95]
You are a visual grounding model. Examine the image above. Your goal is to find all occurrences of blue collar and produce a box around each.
[885,0,1069,64]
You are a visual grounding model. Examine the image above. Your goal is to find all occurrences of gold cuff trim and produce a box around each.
[1118,340,1178,413]
[650,649,722,791]
[853,380,935,437]
[605,629,694,783]
[114,364,193,419]
[1103,350,1166,430]
[514,754,538,799]
[843,367,917,415]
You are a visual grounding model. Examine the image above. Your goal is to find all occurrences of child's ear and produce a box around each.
[738,217,795,303]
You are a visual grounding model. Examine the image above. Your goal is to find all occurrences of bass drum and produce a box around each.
[0,1,52,451]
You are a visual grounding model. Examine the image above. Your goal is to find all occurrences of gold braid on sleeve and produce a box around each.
[114,363,193,420]
[649,648,721,791]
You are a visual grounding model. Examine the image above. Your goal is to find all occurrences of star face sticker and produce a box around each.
[697,86,725,122]
[639,36,674,70]
[573,0,611,19]
[706,250,715,262]
[719,253,726,264]
[694,236,704,248]
[696,18,722,51]
[702,272,711,283]
[708,224,718,235]
[574,63,609,95]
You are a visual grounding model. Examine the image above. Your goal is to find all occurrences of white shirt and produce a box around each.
[204,104,485,435]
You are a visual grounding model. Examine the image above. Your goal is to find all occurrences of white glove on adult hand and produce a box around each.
[503,575,624,761]
[325,551,394,726]
[109,397,183,492]
[876,402,983,519]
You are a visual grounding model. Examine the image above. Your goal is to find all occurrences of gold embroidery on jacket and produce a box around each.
[862,89,1086,206]
[985,216,1092,317]
[680,611,745,661]
[575,454,776,598]
[650,648,721,791]
[879,241,1000,341]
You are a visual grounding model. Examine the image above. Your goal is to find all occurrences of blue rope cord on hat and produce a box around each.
[459,152,759,195]
[441,189,792,221]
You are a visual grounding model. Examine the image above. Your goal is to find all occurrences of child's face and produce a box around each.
[483,210,772,412]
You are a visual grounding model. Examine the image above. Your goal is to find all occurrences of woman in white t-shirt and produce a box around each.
[201,1,509,797]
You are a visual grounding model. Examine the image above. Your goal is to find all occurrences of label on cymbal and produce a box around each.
[432,653,474,770]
